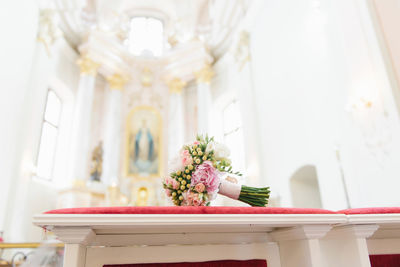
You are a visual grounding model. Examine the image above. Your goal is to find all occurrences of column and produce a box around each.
[271,225,333,267]
[195,64,214,135]
[321,224,379,267]
[101,73,129,186]
[53,227,95,267]
[69,54,99,184]
[167,77,186,158]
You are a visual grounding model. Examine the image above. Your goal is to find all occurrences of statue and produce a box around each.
[90,141,103,182]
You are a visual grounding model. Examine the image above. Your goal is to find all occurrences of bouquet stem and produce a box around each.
[238,185,270,207]
[218,179,270,207]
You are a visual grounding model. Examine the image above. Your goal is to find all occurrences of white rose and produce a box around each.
[205,142,215,154]
[168,154,184,173]
[214,143,230,160]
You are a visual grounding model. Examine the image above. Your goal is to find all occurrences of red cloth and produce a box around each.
[370,254,400,267]
[339,207,400,215]
[45,206,337,214]
[103,260,267,267]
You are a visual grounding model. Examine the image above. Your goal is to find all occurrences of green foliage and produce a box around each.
[238,186,270,207]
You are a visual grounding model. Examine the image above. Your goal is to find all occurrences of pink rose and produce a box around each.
[171,179,179,190]
[193,198,202,206]
[185,191,206,206]
[187,192,193,202]
[164,177,172,186]
[181,149,193,166]
[194,183,205,193]
[193,141,200,145]
[165,189,171,197]
[191,161,221,193]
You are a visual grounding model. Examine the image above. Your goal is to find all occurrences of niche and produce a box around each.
[290,165,323,208]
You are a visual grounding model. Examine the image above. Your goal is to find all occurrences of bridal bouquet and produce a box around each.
[163,135,270,206]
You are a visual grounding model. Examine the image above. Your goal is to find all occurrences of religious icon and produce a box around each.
[125,106,162,177]
[90,141,103,182]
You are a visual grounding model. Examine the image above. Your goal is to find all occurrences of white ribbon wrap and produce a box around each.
[218,179,241,200]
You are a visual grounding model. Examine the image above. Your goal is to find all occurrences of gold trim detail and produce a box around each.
[195,64,215,84]
[235,31,251,71]
[167,77,187,94]
[76,55,100,76]
[72,179,86,188]
[0,243,64,249]
[106,73,130,90]
[141,67,153,87]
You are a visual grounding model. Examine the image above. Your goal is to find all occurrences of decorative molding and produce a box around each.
[167,77,187,94]
[141,67,154,87]
[77,55,100,76]
[106,73,130,90]
[325,225,379,239]
[92,232,273,247]
[195,64,215,84]
[33,214,346,229]
[234,30,251,71]
[271,225,332,241]
[347,214,400,224]
[37,9,63,56]
[52,227,95,245]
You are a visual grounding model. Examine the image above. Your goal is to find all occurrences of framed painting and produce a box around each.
[124,106,162,178]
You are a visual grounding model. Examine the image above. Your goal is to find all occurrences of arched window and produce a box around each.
[222,99,246,173]
[36,89,62,180]
[129,17,164,56]
[290,165,323,208]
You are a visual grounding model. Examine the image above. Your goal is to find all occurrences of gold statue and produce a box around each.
[90,141,103,182]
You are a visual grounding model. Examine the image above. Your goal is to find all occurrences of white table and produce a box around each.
[33,212,400,267]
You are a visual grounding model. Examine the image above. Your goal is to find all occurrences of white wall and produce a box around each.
[211,0,400,209]
[290,165,323,209]
[0,0,40,233]
[246,0,400,209]
[371,0,400,114]
[0,1,79,241]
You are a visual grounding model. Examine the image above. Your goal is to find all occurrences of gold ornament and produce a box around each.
[235,31,251,71]
[195,64,215,84]
[141,67,153,87]
[136,187,149,206]
[167,77,187,94]
[76,55,100,76]
[106,73,130,90]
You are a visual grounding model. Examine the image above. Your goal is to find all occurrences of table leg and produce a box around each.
[63,243,87,267]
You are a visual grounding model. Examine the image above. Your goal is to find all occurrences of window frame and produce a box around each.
[221,98,246,173]
[35,89,62,181]
[128,16,165,57]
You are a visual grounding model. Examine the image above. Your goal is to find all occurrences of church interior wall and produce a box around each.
[244,0,400,209]
[2,0,400,252]
[371,0,400,116]
[0,1,81,242]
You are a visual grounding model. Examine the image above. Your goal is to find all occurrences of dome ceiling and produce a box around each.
[53,0,250,59]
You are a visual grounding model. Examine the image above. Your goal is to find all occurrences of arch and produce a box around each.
[290,165,323,208]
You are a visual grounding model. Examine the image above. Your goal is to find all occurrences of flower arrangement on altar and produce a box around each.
[163,135,270,206]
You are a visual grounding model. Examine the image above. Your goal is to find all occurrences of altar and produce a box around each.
[32,207,400,267]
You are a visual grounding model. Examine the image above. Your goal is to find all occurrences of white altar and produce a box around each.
[33,208,400,267]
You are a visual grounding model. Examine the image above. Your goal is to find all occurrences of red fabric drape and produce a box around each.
[339,207,400,215]
[103,260,267,267]
[370,254,400,267]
